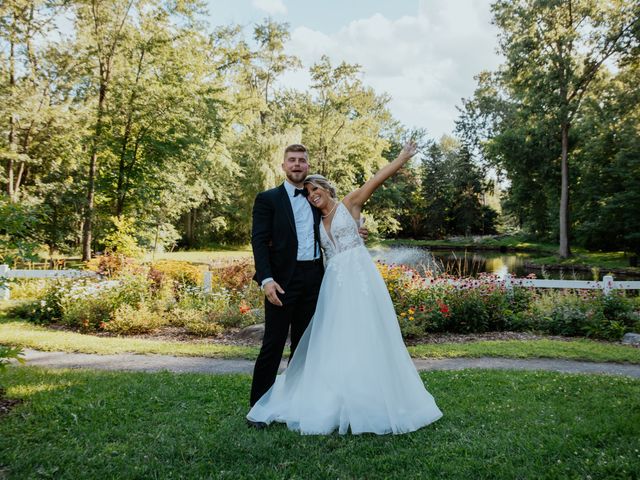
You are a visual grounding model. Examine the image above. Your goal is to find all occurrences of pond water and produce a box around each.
[370,246,638,281]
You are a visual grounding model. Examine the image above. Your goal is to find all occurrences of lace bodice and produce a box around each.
[320,202,364,261]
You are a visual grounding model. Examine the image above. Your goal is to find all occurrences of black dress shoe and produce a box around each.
[247,419,267,429]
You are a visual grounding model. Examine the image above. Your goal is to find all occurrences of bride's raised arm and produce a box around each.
[343,141,417,216]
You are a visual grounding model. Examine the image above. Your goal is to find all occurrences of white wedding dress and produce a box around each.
[247,202,443,435]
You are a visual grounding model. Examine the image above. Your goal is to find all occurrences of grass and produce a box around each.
[527,251,639,273]
[3,314,640,364]
[0,320,259,359]
[1,367,638,479]
[407,339,640,364]
[380,234,559,253]
[144,248,252,264]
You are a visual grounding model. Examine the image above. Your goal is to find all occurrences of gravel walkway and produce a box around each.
[14,349,640,378]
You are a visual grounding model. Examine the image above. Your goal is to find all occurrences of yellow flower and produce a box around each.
[400,312,406,317]
[409,316,414,321]
[408,308,415,314]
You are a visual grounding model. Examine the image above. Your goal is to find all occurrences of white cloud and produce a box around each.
[252,0,287,15]
[280,0,502,138]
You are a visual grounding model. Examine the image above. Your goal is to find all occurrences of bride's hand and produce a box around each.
[398,141,418,161]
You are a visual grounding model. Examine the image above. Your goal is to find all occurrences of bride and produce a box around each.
[247,142,443,435]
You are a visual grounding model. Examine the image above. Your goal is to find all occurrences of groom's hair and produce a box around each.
[284,144,308,158]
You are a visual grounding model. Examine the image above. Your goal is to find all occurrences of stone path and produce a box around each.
[15,349,640,378]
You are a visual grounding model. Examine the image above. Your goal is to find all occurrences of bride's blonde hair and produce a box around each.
[303,174,337,199]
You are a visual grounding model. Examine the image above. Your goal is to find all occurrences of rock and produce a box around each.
[621,333,640,345]
[237,321,291,344]
[239,323,265,341]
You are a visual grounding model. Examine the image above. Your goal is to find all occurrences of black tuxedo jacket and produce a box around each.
[251,183,322,289]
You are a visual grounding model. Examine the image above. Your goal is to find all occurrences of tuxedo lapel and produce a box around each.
[278,184,296,235]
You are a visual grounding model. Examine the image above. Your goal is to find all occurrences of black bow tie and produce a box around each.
[294,188,308,197]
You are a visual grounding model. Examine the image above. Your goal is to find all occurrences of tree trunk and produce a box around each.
[82,79,107,261]
[7,32,17,200]
[559,122,571,258]
[116,48,145,217]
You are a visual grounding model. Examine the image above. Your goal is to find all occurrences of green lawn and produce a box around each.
[1,367,638,479]
[527,251,639,273]
[3,317,640,364]
[143,248,252,264]
[380,234,559,253]
[407,339,640,363]
[0,320,259,359]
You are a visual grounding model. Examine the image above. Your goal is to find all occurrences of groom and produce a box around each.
[249,144,323,414]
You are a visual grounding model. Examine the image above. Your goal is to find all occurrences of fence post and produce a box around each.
[0,265,10,300]
[602,275,614,296]
[203,271,212,293]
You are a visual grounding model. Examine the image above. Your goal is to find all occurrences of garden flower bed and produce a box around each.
[5,255,640,342]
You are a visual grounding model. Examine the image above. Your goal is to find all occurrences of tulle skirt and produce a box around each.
[247,245,443,435]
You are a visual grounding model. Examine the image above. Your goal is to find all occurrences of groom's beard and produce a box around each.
[286,171,306,184]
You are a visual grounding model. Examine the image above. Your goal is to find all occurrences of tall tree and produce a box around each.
[75,0,134,260]
[492,0,639,257]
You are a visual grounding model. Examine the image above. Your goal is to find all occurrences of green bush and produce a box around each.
[0,346,25,373]
[103,304,167,335]
[520,290,639,340]
[5,279,49,300]
[184,319,223,337]
[59,274,154,331]
[8,280,68,324]
[150,260,203,290]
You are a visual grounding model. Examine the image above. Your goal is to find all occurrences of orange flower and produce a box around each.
[239,302,251,315]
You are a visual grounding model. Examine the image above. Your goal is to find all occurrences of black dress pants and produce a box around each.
[249,260,323,406]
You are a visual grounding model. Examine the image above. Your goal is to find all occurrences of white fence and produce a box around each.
[0,265,98,300]
[1,265,639,301]
[430,274,640,295]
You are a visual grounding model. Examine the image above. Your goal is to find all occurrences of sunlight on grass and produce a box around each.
[0,320,259,359]
[408,339,640,364]
[7,382,76,397]
[143,249,252,264]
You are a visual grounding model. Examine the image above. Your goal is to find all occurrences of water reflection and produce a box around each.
[370,246,637,281]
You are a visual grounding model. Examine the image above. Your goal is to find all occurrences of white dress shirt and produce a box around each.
[284,180,317,261]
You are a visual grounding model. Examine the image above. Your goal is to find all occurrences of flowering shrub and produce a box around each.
[376,262,640,340]
[60,272,154,331]
[10,257,262,337]
[150,260,203,290]
[10,254,638,341]
[175,287,231,315]
[211,259,255,291]
[85,253,142,277]
[522,289,640,340]
[9,279,68,324]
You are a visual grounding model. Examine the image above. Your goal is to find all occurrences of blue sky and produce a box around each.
[205,0,502,138]
[207,0,419,33]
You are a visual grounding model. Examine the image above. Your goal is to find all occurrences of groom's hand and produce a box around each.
[264,281,285,307]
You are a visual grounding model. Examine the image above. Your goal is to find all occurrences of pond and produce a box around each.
[370,246,638,281]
